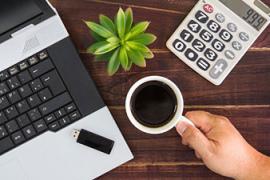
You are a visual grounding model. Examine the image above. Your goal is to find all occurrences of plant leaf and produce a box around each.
[95,51,113,61]
[125,21,150,40]
[90,31,105,41]
[132,33,156,45]
[126,48,146,67]
[94,42,120,55]
[127,60,133,70]
[87,41,109,54]
[119,47,129,70]
[125,8,133,34]
[85,21,114,38]
[141,50,154,59]
[126,41,151,53]
[107,36,120,44]
[116,8,126,39]
[99,15,116,34]
[108,48,120,76]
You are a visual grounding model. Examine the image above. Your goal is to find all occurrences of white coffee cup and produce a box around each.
[125,76,194,134]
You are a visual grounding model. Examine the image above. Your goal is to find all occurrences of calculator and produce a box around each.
[167,0,270,85]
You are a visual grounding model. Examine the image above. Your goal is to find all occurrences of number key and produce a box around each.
[172,39,186,52]
[219,29,233,42]
[188,20,201,33]
[212,39,225,52]
[204,48,218,61]
[195,11,209,23]
[207,20,221,33]
[200,29,213,43]
[180,30,194,42]
[192,39,206,52]
[185,48,198,62]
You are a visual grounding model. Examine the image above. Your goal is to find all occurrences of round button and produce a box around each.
[239,32,249,42]
[215,13,225,23]
[225,50,235,60]
[203,4,214,13]
[232,41,242,51]
[227,23,237,32]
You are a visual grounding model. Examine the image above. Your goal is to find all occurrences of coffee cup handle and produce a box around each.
[177,116,195,127]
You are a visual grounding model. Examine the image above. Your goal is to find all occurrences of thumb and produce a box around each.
[176,121,211,158]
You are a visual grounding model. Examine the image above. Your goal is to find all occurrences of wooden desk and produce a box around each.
[51,0,270,179]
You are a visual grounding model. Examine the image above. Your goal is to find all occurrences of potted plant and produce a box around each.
[85,8,156,76]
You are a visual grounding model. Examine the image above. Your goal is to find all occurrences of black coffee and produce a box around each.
[130,81,178,128]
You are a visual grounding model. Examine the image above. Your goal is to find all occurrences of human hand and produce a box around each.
[176,111,270,180]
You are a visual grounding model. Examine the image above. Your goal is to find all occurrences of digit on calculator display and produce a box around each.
[219,0,267,31]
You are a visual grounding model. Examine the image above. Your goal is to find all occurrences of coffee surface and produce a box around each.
[131,81,177,127]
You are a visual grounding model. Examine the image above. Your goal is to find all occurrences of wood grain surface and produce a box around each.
[51,0,270,179]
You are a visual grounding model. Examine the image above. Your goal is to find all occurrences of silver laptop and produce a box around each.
[0,0,133,179]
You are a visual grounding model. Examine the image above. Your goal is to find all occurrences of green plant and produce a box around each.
[85,7,157,76]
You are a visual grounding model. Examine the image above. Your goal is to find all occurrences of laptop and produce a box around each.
[0,0,133,179]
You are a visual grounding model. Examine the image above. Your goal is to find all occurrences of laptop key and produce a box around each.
[0,137,14,155]
[70,111,81,122]
[11,131,25,145]
[28,108,41,122]
[18,70,32,84]
[17,114,31,128]
[29,59,54,78]
[27,94,41,108]
[0,126,8,139]
[5,106,19,119]
[0,82,9,96]
[23,125,36,139]
[38,51,49,60]
[0,112,8,124]
[48,121,60,132]
[7,90,21,104]
[34,119,47,133]
[7,76,21,90]
[44,114,56,124]
[28,56,39,65]
[59,116,70,127]
[16,100,30,114]
[30,79,43,92]
[39,92,72,116]
[0,70,9,81]
[41,70,66,96]
[55,108,66,119]
[9,66,19,76]
[18,61,29,71]
[65,103,76,113]
[0,96,10,110]
[6,120,19,133]
[19,84,32,98]
[38,88,52,102]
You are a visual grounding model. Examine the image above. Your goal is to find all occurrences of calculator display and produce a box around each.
[219,0,267,31]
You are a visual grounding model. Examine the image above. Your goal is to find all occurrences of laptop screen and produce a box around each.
[0,0,42,35]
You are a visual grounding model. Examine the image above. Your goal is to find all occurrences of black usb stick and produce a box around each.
[72,129,114,154]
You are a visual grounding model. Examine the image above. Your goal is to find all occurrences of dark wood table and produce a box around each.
[51,0,270,179]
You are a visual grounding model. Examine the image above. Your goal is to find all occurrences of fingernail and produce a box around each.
[176,121,188,136]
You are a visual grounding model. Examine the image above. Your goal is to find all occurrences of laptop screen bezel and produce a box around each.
[0,0,55,43]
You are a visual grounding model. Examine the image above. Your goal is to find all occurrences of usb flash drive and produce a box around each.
[72,129,114,154]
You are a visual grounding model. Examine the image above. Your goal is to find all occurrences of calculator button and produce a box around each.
[204,48,218,61]
[192,39,206,52]
[207,20,221,33]
[209,59,228,79]
[200,29,213,43]
[215,13,225,23]
[195,11,209,23]
[239,32,249,42]
[185,49,198,61]
[227,23,237,32]
[203,4,214,13]
[188,20,201,33]
[219,29,233,42]
[197,58,210,71]
[172,39,186,52]
[232,41,242,51]
[180,30,194,42]
[212,39,225,52]
[225,50,235,60]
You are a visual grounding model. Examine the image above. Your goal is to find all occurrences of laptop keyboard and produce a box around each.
[0,50,81,155]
